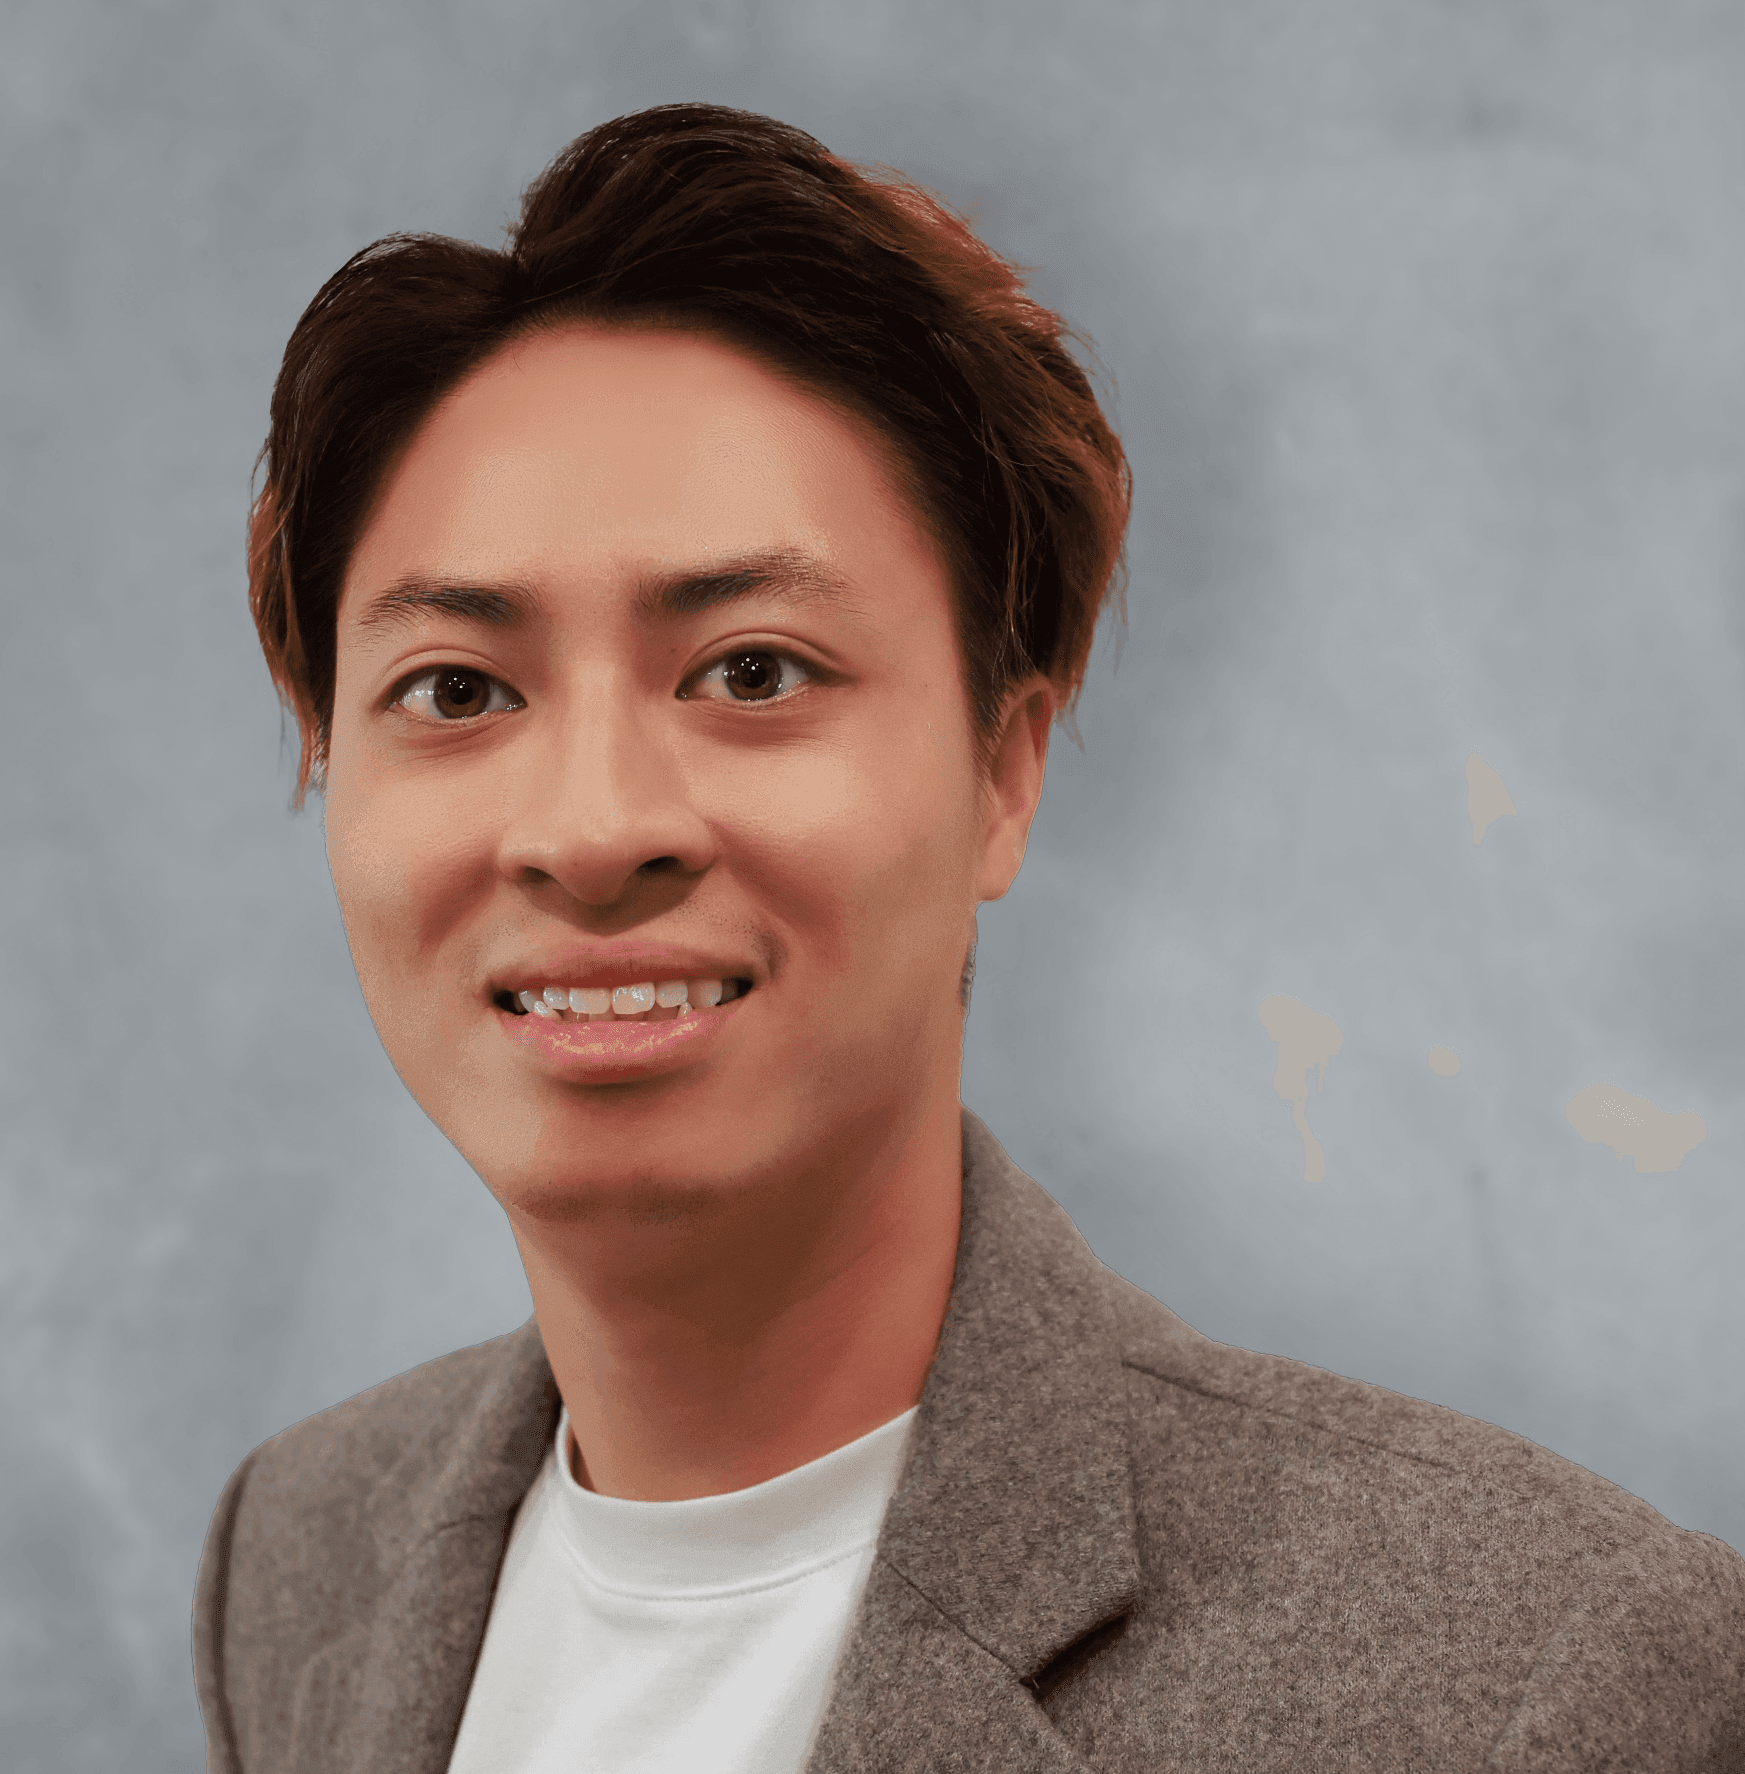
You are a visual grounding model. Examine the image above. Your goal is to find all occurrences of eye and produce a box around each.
[392,666,522,723]
[683,649,813,705]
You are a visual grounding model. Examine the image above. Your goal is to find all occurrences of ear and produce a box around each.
[975,677,1055,904]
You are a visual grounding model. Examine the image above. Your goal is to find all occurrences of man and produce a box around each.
[194,104,1745,1772]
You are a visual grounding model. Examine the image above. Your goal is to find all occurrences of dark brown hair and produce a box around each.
[248,103,1131,804]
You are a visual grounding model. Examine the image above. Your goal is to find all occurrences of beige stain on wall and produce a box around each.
[1466,751,1517,845]
[1256,753,1706,1181]
[1565,1082,1707,1175]
[1259,995,1343,1182]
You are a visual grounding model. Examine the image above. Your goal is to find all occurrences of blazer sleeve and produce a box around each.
[1488,1526,1745,1772]
[191,1450,257,1774]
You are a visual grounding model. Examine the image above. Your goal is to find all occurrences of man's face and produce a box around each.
[324,325,1034,1222]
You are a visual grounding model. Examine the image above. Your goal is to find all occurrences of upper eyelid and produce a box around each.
[389,660,478,694]
[688,639,829,678]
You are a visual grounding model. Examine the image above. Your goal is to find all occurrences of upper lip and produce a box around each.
[491,944,757,997]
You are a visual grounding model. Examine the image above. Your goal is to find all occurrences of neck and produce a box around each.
[510,1087,963,1501]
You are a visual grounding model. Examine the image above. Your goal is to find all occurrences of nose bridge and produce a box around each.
[500,664,702,892]
[561,667,672,836]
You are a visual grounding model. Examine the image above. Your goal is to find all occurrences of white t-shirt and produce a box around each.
[446,1402,917,1774]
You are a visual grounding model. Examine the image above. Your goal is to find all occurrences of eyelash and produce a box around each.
[387,647,818,722]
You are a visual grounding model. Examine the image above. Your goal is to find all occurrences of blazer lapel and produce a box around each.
[806,1112,1141,1772]
[287,1318,560,1774]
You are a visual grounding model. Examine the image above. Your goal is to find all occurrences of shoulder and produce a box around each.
[1087,1266,1745,1762]
[1106,1265,1717,1557]
[227,1318,548,1514]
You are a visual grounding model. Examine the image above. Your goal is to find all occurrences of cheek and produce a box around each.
[324,754,495,1006]
[705,717,981,972]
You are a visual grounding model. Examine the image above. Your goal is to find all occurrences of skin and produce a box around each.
[323,324,1053,1501]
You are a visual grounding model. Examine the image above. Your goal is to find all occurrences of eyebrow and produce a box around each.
[352,549,856,635]
[636,548,857,618]
[353,576,539,633]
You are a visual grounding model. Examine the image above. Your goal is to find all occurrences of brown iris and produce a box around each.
[721,652,780,700]
[430,668,492,718]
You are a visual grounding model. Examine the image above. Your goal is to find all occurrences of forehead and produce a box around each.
[340,324,939,623]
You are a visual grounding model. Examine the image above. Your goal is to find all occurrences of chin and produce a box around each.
[461,1106,783,1230]
[498,1163,736,1229]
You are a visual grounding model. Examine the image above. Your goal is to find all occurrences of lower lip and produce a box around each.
[496,999,743,1082]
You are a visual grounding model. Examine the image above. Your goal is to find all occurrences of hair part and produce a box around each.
[248,103,1131,806]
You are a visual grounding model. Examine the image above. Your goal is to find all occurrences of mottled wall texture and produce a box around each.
[4,2,1742,1767]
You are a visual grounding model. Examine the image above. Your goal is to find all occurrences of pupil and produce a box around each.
[725,653,778,699]
[434,669,485,718]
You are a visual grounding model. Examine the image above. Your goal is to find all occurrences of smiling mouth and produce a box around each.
[493,976,752,1022]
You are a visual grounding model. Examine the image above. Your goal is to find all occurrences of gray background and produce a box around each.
[4,1,1742,1767]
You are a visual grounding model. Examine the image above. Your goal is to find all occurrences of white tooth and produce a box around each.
[655,980,688,1008]
[532,1000,556,1018]
[517,990,539,1014]
[613,982,656,1016]
[570,987,611,1016]
[543,986,567,1008]
[689,977,723,1008]
[677,1003,692,1017]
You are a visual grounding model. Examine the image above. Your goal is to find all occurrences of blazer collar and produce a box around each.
[804,1110,1142,1770]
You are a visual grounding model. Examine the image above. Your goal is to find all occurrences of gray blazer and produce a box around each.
[193,1113,1745,1771]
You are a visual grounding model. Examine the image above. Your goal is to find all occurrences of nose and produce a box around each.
[494,673,716,908]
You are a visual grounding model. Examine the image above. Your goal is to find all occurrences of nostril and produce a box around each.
[638,855,682,874]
